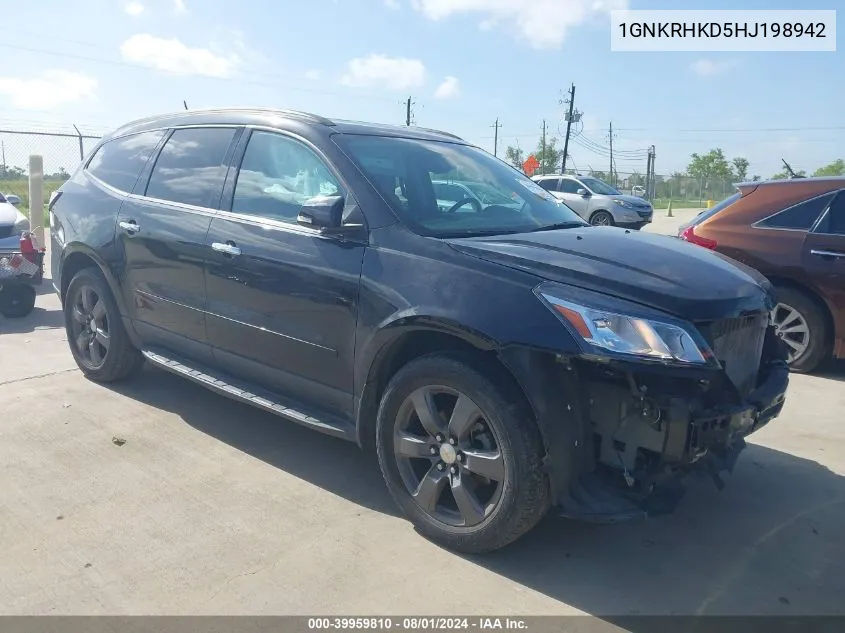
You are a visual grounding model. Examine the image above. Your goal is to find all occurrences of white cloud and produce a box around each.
[173,0,187,13]
[304,69,322,81]
[434,76,459,99]
[690,58,737,77]
[411,0,627,49]
[124,2,144,15]
[341,54,426,90]
[0,69,97,111]
[385,0,400,8]
[120,34,239,77]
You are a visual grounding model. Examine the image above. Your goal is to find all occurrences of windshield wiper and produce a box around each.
[529,222,587,232]
[438,229,523,238]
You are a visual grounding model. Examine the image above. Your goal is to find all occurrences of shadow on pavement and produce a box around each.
[111,364,845,617]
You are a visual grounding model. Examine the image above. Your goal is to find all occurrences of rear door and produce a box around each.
[203,128,366,418]
[802,190,845,344]
[116,126,240,362]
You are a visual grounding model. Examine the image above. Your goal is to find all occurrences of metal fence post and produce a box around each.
[73,124,84,162]
[28,155,45,249]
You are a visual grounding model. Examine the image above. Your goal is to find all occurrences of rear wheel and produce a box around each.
[375,353,550,554]
[64,267,143,382]
[771,286,829,373]
[0,284,36,318]
[590,210,614,226]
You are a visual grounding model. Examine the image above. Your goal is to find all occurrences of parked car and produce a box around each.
[0,192,42,318]
[3,193,22,207]
[50,108,788,553]
[431,179,524,213]
[679,177,845,373]
[631,185,646,198]
[532,174,653,229]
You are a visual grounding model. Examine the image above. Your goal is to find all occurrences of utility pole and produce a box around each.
[0,140,5,177]
[541,120,547,175]
[608,121,615,187]
[491,118,502,157]
[561,83,576,174]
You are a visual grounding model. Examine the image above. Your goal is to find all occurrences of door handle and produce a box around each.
[810,249,845,259]
[211,242,241,257]
[118,220,140,234]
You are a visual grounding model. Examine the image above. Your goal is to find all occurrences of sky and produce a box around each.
[0,0,843,177]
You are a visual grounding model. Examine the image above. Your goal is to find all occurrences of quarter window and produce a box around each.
[86,130,165,193]
[145,127,236,208]
[232,131,341,224]
[757,193,835,230]
[814,191,845,235]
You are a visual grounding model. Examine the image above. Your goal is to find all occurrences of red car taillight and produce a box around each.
[19,232,43,264]
[680,225,717,250]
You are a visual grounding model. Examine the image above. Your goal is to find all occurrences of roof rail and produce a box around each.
[416,126,463,141]
[112,107,335,135]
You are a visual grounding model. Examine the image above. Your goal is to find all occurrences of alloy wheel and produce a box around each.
[68,285,111,368]
[591,212,612,226]
[772,302,810,363]
[393,385,506,528]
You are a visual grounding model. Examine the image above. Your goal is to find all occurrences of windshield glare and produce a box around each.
[336,135,585,237]
[580,177,619,196]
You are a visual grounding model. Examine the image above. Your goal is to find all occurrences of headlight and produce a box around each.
[613,199,630,207]
[536,289,713,365]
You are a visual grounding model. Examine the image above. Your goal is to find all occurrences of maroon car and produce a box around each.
[679,177,845,372]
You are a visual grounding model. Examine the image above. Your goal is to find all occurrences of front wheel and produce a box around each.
[375,353,550,554]
[64,267,143,382]
[590,210,614,226]
[771,286,829,373]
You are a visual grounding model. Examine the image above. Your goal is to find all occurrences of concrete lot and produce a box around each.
[1,208,843,616]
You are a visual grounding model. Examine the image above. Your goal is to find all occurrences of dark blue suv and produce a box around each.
[50,108,789,552]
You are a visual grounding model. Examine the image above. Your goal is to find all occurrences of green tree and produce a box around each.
[535,137,563,175]
[732,157,750,181]
[771,168,806,180]
[812,159,845,177]
[687,149,734,200]
[504,145,524,170]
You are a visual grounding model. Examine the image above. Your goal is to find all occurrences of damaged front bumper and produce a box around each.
[501,323,790,523]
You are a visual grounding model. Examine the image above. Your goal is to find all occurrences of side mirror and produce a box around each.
[576,188,590,197]
[297,195,344,230]
[5,194,21,206]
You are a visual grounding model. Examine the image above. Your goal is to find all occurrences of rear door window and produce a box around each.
[537,178,560,192]
[145,127,237,208]
[560,179,582,194]
[86,130,165,193]
[757,192,835,230]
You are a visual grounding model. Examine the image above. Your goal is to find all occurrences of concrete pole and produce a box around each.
[28,155,45,249]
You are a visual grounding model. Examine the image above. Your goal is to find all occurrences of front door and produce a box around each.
[116,126,239,362]
[204,129,366,418]
[558,178,590,219]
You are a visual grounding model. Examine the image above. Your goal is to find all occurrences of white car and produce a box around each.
[0,192,40,318]
[0,192,29,237]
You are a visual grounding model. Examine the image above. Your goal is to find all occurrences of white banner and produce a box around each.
[611,10,836,52]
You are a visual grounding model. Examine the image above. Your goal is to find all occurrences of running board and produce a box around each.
[141,349,355,441]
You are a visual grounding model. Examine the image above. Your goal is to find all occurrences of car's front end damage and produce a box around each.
[499,284,789,522]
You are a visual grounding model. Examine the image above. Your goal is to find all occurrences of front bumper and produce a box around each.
[500,325,789,523]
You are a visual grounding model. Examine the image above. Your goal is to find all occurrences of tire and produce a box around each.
[375,353,550,554]
[771,286,829,373]
[0,284,36,318]
[590,210,614,226]
[63,267,143,382]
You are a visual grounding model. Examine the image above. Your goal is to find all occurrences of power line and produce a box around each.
[0,42,398,104]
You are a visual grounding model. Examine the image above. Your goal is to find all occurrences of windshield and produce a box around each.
[336,135,585,237]
[693,191,741,224]
[580,177,619,196]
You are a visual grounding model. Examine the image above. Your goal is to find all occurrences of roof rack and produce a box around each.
[416,126,463,141]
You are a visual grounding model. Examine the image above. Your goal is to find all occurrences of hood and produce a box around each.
[447,226,771,320]
[0,202,23,226]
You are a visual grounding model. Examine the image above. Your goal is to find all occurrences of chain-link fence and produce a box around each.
[0,129,101,220]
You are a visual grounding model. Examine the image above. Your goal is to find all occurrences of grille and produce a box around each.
[0,226,14,239]
[699,312,768,396]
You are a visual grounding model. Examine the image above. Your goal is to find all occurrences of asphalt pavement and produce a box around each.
[1,208,843,616]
